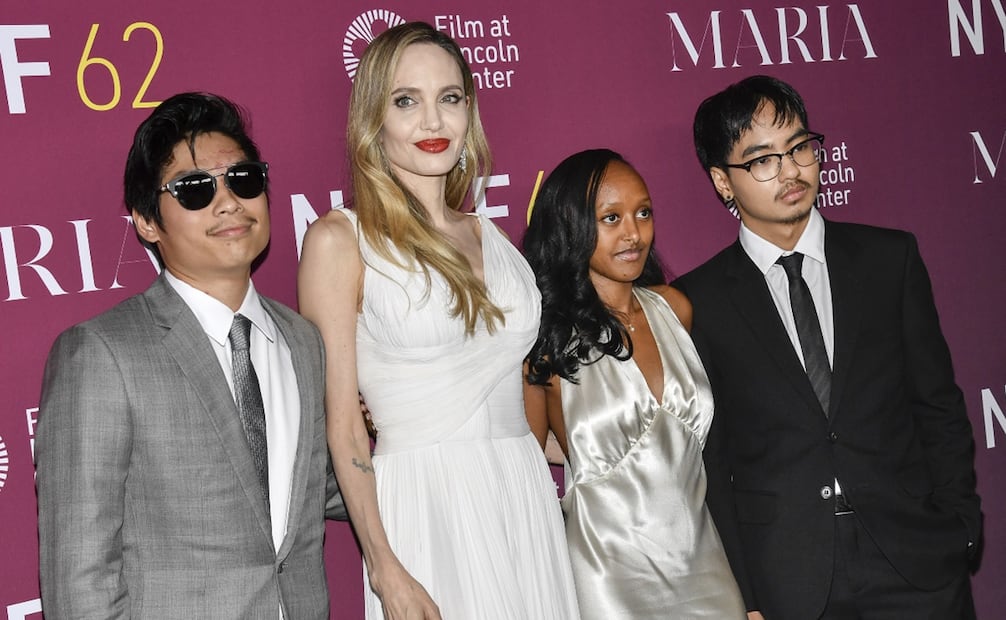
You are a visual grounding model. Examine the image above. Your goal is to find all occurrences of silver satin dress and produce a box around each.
[560,287,746,619]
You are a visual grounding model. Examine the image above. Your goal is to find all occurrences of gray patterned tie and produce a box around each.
[777,253,832,416]
[229,313,270,509]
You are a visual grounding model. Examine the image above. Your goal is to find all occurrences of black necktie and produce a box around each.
[229,313,270,509]
[777,253,831,415]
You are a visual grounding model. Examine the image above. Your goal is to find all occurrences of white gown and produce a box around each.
[340,209,580,620]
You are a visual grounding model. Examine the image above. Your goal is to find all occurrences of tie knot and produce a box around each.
[229,314,252,352]
[777,252,805,278]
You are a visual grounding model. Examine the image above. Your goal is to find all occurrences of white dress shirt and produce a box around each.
[164,272,300,551]
[738,207,834,367]
[738,208,843,495]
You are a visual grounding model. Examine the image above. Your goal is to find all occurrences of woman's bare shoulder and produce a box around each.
[304,209,358,248]
[645,284,693,331]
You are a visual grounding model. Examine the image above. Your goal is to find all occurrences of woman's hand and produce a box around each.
[360,392,377,438]
[370,558,443,620]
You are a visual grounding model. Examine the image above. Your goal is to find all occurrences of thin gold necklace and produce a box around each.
[620,303,641,332]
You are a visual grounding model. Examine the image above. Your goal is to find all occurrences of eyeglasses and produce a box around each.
[158,161,269,210]
[724,134,825,182]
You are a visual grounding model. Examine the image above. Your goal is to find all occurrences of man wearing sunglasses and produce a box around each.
[674,76,980,619]
[36,92,343,619]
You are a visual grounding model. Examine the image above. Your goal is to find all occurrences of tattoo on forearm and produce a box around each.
[352,457,375,474]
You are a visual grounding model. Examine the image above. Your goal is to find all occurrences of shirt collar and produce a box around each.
[163,271,276,347]
[739,207,826,275]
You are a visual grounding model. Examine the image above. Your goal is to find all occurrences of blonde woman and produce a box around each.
[298,22,579,620]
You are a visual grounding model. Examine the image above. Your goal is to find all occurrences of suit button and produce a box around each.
[820,485,834,500]
[828,432,838,443]
[278,562,286,574]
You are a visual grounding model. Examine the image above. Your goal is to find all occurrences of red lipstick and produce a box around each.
[415,139,450,153]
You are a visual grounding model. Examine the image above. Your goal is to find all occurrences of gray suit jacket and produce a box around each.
[36,274,343,619]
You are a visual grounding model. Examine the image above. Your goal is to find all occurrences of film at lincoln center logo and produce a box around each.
[344,9,407,79]
[0,434,8,492]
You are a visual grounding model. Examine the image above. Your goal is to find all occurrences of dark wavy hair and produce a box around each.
[523,149,665,385]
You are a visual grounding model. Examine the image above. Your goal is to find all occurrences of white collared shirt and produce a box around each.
[739,207,834,368]
[739,208,843,495]
[164,271,300,552]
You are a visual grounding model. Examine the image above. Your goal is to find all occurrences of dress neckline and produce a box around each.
[621,288,670,406]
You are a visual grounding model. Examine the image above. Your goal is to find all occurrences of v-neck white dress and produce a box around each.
[339,209,580,620]
[559,287,745,619]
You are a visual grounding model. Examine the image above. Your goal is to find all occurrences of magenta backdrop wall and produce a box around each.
[2,1,1003,618]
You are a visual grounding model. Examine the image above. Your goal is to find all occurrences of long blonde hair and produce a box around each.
[348,22,503,335]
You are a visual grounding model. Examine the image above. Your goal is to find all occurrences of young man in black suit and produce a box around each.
[673,75,981,620]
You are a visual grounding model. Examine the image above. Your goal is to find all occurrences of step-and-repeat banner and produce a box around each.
[2,1,1003,617]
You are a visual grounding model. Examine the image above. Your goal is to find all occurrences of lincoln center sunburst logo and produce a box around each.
[343,9,407,79]
[0,434,9,491]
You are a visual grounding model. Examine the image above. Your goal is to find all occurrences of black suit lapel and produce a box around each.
[823,223,863,423]
[725,242,829,423]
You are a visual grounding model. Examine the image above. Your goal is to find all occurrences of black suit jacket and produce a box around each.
[673,220,980,620]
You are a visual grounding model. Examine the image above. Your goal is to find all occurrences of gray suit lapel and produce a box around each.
[262,298,317,560]
[725,242,828,424]
[144,275,275,545]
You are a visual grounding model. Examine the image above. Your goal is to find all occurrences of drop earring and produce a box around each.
[458,148,467,173]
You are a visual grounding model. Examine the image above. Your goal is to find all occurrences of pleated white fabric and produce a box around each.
[340,209,580,620]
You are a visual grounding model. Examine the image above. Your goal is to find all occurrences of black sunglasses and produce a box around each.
[158,161,269,211]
